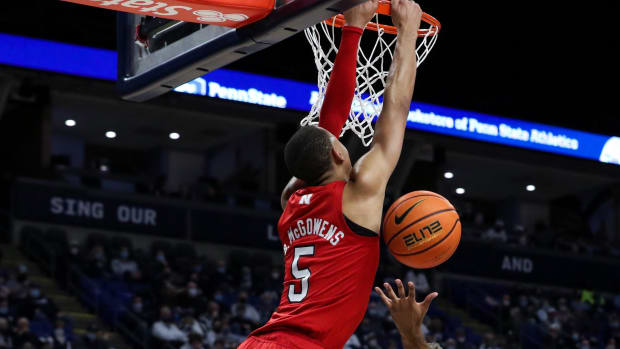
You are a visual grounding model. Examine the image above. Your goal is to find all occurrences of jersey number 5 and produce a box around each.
[288,245,315,303]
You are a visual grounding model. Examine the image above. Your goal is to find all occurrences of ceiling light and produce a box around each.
[105,131,116,139]
[444,171,454,179]
[169,132,180,140]
[455,188,465,195]
[99,164,109,172]
[65,119,76,127]
[526,184,536,192]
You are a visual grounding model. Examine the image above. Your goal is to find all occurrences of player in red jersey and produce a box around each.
[239,0,423,348]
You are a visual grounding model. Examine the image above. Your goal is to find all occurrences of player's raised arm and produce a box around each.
[350,0,422,196]
[318,0,378,136]
[280,1,378,210]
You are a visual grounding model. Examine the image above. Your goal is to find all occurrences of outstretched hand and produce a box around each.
[344,0,379,29]
[375,279,438,345]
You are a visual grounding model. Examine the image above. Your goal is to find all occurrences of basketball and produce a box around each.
[382,191,461,269]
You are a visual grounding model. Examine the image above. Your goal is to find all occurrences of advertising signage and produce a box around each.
[2,33,618,165]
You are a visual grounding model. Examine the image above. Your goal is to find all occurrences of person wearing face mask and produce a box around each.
[13,317,41,349]
[0,299,13,321]
[86,245,108,278]
[18,285,57,320]
[454,328,473,349]
[231,292,260,325]
[110,246,140,280]
[178,282,206,314]
[0,317,13,349]
[154,250,168,268]
[151,306,187,344]
[130,296,151,322]
[51,318,71,349]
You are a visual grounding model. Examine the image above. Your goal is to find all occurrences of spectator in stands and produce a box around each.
[13,317,40,349]
[179,316,204,338]
[17,265,29,284]
[514,225,528,246]
[256,289,278,323]
[151,306,187,344]
[178,281,205,313]
[19,284,57,320]
[155,267,183,305]
[211,339,225,349]
[85,245,107,278]
[483,220,507,243]
[199,318,217,348]
[0,317,12,349]
[154,250,169,271]
[239,266,252,291]
[180,333,204,349]
[51,318,70,349]
[606,338,616,349]
[210,260,233,288]
[110,245,140,280]
[478,332,497,349]
[404,270,430,296]
[231,291,260,325]
[4,272,22,295]
[367,297,389,319]
[455,327,473,349]
[130,296,151,322]
[0,299,13,321]
[198,301,220,331]
[78,323,111,349]
[343,333,361,349]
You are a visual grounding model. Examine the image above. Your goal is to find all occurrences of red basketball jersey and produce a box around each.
[249,181,380,349]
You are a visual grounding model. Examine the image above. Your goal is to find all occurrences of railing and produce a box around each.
[21,233,152,349]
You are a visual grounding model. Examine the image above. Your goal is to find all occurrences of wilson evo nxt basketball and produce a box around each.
[382,191,461,269]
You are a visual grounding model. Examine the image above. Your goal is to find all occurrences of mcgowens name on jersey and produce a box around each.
[287,218,345,246]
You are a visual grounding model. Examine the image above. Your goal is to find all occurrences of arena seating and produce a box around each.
[15,227,495,349]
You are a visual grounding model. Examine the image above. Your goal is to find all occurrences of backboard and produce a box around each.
[116,0,367,102]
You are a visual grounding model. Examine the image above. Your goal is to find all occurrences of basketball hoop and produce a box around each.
[302,0,440,146]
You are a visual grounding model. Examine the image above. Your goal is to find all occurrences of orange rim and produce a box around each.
[324,0,440,37]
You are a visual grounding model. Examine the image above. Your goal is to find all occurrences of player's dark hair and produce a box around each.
[284,126,333,185]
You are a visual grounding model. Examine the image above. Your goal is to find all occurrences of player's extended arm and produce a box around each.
[375,279,439,349]
[351,0,422,195]
[280,1,378,210]
[319,0,378,136]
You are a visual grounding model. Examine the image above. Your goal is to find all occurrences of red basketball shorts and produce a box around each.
[238,336,291,349]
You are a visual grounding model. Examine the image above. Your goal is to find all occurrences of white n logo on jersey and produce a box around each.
[299,194,313,205]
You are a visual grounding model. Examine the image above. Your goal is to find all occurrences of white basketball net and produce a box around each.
[302,14,439,146]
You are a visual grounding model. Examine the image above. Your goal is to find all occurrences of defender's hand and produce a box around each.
[375,279,438,345]
[344,0,379,29]
[391,0,423,37]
